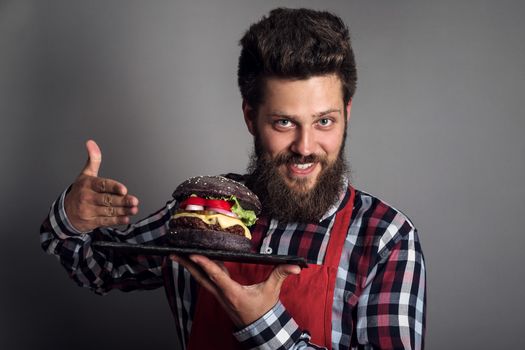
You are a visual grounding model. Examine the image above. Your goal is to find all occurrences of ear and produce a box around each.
[242,100,256,136]
[345,100,352,123]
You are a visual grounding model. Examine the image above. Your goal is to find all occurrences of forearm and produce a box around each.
[233,302,326,350]
[41,188,175,294]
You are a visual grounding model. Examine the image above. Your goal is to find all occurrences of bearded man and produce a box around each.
[41,8,426,350]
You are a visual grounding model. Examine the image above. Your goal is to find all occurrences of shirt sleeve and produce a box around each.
[40,187,177,295]
[233,301,325,350]
[355,228,426,349]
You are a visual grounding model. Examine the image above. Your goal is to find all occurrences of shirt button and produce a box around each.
[265,247,273,254]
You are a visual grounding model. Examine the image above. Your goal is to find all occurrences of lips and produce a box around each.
[273,153,327,179]
[288,162,317,176]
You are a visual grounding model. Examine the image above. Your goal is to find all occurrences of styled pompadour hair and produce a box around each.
[238,8,357,108]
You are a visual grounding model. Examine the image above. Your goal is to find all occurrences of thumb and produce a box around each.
[81,139,102,177]
[267,264,301,291]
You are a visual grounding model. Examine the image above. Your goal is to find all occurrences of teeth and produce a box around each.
[295,163,313,170]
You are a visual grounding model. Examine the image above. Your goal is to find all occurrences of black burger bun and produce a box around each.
[169,229,253,252]
[172,175,261,213]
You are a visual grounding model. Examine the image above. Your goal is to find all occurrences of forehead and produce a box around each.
[260,74,344,114]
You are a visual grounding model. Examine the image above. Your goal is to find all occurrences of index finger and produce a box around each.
[91,177,128,195]
[170,255,220,295]
[189,255,239,291]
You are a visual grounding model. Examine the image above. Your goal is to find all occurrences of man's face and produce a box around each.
[246,74,350,192]
[244,74,351,221]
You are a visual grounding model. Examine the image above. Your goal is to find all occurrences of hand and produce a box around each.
[64,140,139,232]
[171,254,301,327]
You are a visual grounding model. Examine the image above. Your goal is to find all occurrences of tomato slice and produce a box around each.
[205,199,232,211]
[185,196,206,206]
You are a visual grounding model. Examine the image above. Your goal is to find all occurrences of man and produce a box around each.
[41,8,426,349]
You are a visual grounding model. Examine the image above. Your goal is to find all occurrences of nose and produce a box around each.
[290,127,314,156]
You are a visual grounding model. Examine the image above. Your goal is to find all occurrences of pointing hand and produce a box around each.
[64,140,139,232]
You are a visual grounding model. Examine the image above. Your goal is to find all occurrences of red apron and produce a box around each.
[188,187,355,350]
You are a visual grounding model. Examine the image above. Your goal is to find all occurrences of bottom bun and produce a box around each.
[168,229,253,252]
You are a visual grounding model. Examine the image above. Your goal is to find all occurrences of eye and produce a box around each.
[274,119,294,129]
[317,118,333,127]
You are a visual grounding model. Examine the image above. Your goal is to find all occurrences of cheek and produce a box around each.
[258,129,290,156]
[321,130,345,156]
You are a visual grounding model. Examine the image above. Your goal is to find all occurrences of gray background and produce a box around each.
[1,0,524,349]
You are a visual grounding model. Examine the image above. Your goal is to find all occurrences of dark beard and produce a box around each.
[245,135,348,223]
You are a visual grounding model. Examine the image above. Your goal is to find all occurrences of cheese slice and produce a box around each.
[172,212,252,239]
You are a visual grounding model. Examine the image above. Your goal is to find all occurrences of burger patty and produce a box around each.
[169,216,246,236]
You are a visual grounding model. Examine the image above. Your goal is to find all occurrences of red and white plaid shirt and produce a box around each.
[41,179,426,349]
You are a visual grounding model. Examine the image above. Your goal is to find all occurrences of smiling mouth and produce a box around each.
[288,162,317,176]
[295,163,313,170]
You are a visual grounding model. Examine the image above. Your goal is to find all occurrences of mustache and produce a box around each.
[246,147,347,222]
[272,152,328,166]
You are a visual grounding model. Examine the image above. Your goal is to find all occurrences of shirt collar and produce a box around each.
[319,176,349,221]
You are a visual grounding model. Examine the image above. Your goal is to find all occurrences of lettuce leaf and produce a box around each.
[228,195,257,227]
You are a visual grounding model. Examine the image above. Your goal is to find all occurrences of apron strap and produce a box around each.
[324,186,355,268]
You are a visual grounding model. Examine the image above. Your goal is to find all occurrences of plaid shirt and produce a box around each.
[41,181,426,349]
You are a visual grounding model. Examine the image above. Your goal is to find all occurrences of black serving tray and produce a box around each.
[93,241,308,268]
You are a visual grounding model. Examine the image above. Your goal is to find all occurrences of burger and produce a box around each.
[168,175,261,252]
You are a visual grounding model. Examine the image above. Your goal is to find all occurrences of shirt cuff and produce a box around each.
[233,301,302,349]
[49,186,91,238]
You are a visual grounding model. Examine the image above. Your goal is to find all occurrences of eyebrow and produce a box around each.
[268,108,342,119]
